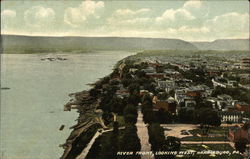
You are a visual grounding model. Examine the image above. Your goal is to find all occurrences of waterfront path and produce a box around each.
[136,108,154,159]
[76,131,101,159]
[181,141,235,148]
[76,126,125,159]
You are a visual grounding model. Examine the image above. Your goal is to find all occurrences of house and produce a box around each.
[146,73,165,79]
[241,58,250,69]
[207,70,221,77]
[164,69,181,79]
[186,85,212,98]
[206,97,218,109]
[129,68,138,74]
[118,63,126,78]
[217,94,233,101]
[183,97,196,110]
[212,78,228,88]
[153,96,177,114]
[216,94,233,110]
[140,90,149,96]
[174,88,186,104]
[218,111,243,123]
[228,123,250,143]
[235,102,250,112]
[115,86,129,98]
[142,66,155,73]
[157,80,176,92]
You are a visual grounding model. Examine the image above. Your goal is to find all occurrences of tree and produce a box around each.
[110,97,124,114]
[163,136,181,151]
[148,123,165,151]
[123,104,137,116]
[136,70,146,78]
[128,83,140,94]
[142,94,152,105]
[156,65,164,73]
[178,109,195,124]
[156,108,173,124]
[113,121,119,135]
[101,131,119,159]
[119,124,141,159]
[195,108,221,134]
[143,109,156,124]
[235,138,248,153]
[89,88,100,97]
[127,92,140,105]
[124,114,137,124]
[169,89,175,97]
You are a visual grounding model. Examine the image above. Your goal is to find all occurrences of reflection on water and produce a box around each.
[0,51,134,159]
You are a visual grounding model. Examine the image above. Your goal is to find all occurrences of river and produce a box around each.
[0,51,135,159]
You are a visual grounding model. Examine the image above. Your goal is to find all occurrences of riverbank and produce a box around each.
[60,55,135,159]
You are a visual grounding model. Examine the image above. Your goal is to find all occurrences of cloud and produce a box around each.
[183,0,202,10]
[1,9,17,30]
[1,9,16,18]
[205,12,249,38]
[155,0,203,26]
[64,0,104,27]
[24,6,55,28]
[155,8,195,23]
[113,8,150,18]
[107,8,152,29]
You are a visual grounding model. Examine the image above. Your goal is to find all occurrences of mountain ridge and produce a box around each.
[1,34,249,53]
[192,38,249,51]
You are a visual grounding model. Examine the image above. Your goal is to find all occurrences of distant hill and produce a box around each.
[192,39,249,51]
[1,35,197,53]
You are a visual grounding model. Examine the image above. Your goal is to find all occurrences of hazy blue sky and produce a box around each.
[1,0,249,41]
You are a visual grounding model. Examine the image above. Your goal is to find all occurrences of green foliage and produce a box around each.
[109,97,126,115]
[143,108,156,124]
[102,111,113,125]
[67,124,101,159]
[195,108,221,128]
[128,83,140,94]
[128,92,141,105]
[178,109,195,124]
[119,124,141,159]
[123,104,137,116]
[211,86,250,104]
[148,123,165,151]
[86,130,124,159]
[155,108,173,124]
[164,136,181,151]
[124,114,137,124]
[89,88,100,98]
[101,133,119,159]
[235,138,248,153]
[142,94,153,105]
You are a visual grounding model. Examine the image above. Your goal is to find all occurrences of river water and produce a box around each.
[0,51,135,159]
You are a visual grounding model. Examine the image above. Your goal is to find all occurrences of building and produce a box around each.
[217,94,233,101]
[142,66,155,73]
[118,63,126,78]
[157,80,176,92]
[218,111,243,123]
[174,88,186,104]
[153,96,177,114]
[228,124,250,143]
[212,78,227,88]
[235,102,250,112]
[146,73,165,79]
[241,58,250,69]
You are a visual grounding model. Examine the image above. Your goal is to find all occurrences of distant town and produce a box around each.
[61,50,250,159]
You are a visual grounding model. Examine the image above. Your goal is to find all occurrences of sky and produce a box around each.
[1,0,249,41]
